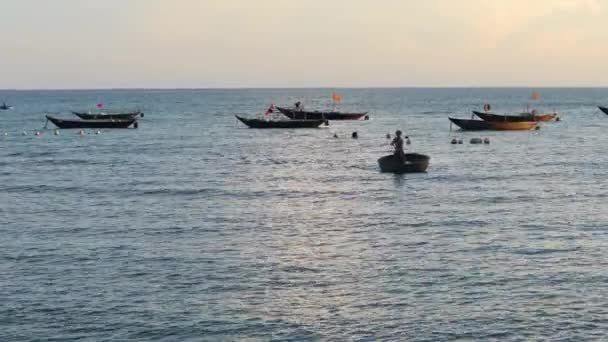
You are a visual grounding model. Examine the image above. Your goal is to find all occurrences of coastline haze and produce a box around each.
[2,0,608,88]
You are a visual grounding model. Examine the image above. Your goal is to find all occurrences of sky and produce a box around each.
[1,0,608,89]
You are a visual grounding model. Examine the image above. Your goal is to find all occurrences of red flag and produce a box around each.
[97,103,103,108]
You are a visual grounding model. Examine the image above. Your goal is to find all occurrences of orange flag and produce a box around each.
[332,91,342,103]
[531,91,540,101]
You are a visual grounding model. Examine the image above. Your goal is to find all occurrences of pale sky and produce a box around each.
[2,0,608,89]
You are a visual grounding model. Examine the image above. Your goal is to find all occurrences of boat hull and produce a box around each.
[378,153,430,174]
[235,115,325,128]
[599,106,608,115]
[449,117,536,130]
[276,107,368,120]
[487,121,537,130]
[46,115,136,129]
[72,111,142,120]
[475,111,556,122]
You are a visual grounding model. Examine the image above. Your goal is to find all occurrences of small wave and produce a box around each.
[513,247,581,255]
[138,188,218,196]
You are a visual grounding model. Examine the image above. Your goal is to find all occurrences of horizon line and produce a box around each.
[3,85,608,91]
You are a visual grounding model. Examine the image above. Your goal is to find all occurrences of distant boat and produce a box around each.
[474,111,557,122]
[0,103,13,110]
[72,110,143,120]
[378,153,430,174]
[235,115,326,129]
[449,117,537,131]
[276,107,368,121]
[46,115,137,129]
[599,106,608,115]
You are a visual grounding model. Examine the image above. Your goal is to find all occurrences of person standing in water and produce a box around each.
[391,130,406,161]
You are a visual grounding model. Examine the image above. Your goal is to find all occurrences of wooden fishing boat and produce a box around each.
[72,111,142,120]
[276,107,368,121]
[474,111,556,122]
[46,115,137,129]
[378,153,430,174]
[449,117,536,130]
[599,106,608,115]
[235,115,326,128]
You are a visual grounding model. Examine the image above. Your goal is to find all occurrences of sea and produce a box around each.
[1,88,608,341]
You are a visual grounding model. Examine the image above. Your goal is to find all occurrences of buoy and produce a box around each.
[54,130,59,135]
[35,131,41,136]
[96,130,101,135]
[405,137,411,145]
[79,130,85,136]
[483,138,490,144]
[458,139,463,144]
[333,133,338,138]
[352,132,358,139]
[22,131,27,136]
[556,117,561,122]
[134,122,139,129]
[470,138,482,144]
[364,115,370,120]
[535,126,540,130]
[451,138,458,144]
[386,134,391,139]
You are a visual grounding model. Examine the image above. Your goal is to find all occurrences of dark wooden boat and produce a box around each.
[449,117,537,130]
[474,111,556,122]
[378,153,430,174]
[599,106,608,115]
[72,111,142,120]
[474,111,533,122]
[46,115,137,129]
[235,115,325,128]
[276,107,368,120]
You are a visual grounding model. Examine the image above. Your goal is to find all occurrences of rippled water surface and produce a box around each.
[2,88,608,341]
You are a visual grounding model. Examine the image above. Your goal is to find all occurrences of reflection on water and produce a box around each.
[2,88,608,340]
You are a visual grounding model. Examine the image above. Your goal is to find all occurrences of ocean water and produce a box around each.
[2,88,608,341]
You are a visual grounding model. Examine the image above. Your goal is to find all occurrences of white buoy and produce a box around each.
[54,129,59,135]
[35,131,41,136]
[96,130,100,135]
[4,132,7,136]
